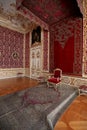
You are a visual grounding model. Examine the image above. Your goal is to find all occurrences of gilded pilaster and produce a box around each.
[83,0,87,77]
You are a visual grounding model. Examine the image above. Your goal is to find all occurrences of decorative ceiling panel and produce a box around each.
[21,0,82,25]
[21,0,67,24]
[0,0,82,32]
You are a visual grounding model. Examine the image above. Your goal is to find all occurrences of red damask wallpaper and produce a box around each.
[43,30,49,71]
[25,32,30,68]
[50,30,55,72]
[50,17,82,75]
[0,26,24,68]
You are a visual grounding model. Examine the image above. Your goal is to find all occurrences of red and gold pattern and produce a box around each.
[43,30,49,71]
[0,26,23,68]
[50,30,55,72]
[50,17,82,75]
[25,32,30,68]
[83,0,87,76]
[73,18,83,75]
[19,0,81,25]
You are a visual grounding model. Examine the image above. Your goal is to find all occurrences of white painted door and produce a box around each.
[30,46,41,78]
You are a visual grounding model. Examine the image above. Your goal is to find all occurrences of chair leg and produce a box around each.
[47,82,49,88]
[47,82,58,91]
[54,84,58,91]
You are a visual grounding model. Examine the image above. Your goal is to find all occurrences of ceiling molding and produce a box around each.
[0,0,39,33]
[17,5,49,30]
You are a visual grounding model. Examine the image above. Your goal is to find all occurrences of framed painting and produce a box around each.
[32,26,41,45]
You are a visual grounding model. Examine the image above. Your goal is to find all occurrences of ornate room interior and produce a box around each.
[0,0,87,86]
[0,0,87,130]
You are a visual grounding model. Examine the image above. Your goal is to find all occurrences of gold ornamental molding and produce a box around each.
[83,0,87,77]
[0,1,37,33]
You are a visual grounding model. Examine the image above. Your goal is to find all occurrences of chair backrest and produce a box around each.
[54,68,62,79]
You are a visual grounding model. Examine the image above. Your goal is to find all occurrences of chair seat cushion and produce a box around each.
[48,78,60,83]
[79,85,87,90]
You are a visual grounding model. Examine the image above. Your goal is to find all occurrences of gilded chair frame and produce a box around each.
[47,68,62,91]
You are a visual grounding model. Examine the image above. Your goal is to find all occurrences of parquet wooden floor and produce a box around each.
[54,95,87,130]
[0,77,38,96]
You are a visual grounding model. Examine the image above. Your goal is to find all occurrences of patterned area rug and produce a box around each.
[0,83,78,130]
[22,85,60,106]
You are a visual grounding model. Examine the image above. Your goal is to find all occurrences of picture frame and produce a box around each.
[32,26,41,45]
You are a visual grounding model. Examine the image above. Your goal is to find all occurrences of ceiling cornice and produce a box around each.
[17,5,49,30]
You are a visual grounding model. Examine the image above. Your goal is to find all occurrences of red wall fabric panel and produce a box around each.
[25,32,30,68]
[50,17,82,75]
[54,36,74,74]
[49,31,55,72]
[0,26,24,68]
[43,30,49,71]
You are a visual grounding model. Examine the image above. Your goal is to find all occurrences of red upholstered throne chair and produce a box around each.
[47,68,62,91]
